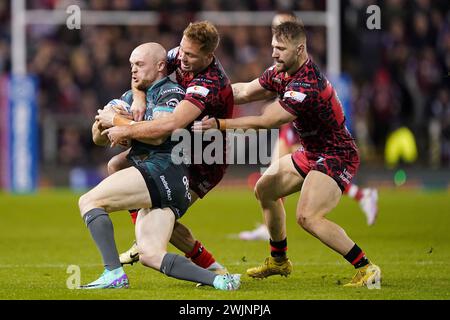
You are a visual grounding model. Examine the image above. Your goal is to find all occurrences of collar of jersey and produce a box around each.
[146,76,169,94]
[285,57,310,79]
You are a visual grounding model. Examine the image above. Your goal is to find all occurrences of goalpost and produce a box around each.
[6,0,341,192]
[12,0,341,76]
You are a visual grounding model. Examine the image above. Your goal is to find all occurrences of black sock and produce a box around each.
[83,208,121,271]
[270,238,287,258]
[344,244,370,269]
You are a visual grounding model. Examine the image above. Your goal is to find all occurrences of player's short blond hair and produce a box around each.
[273,21,306,44]
[183,21,220,54]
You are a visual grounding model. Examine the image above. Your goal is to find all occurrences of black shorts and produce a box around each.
[128,153,191,219]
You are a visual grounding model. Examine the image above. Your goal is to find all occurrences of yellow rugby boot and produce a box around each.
[247,256,293,279]
[344,263,381,289]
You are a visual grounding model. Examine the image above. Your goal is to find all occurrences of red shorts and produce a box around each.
[188,163,228,198]
[291,148,360,192]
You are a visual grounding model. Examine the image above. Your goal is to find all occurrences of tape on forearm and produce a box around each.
[112,114,134,126]
[218,119,227,131]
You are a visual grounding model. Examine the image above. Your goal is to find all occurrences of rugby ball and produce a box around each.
[106,99,131,114]
[105,99,132,148]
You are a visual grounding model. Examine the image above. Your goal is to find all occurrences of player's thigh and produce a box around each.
[136,207,175,254]
[272,138,295,163]
[82,166,151,213]
[107,149,131,174]
[171,189,199,236]
[296,170,342,220]
[170,189,198,249]
[256,154,304,200]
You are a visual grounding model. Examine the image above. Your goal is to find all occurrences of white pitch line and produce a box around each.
[0,261,446,269]
[225,261,448,266]
[0,263,99,269]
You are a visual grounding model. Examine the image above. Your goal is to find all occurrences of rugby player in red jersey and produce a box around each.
[239,11,378,242]
[195,21,381,288]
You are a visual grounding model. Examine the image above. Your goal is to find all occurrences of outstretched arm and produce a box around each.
[232,78,276,105]
[194,100,296,131]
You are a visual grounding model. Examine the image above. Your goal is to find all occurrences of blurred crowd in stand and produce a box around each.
[0,0,448,176]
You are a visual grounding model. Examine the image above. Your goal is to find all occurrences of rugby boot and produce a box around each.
[119,241,139,265]
[78,267,129,289]
[213,274,241,291]
[344,263,381,289]
[247,256,293,279]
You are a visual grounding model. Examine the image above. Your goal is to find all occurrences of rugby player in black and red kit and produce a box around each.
[238,12,378,242]
[195,21,381,288]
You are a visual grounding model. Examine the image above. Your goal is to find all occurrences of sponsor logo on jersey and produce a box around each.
[284,90,307,102]
[273,77,282,84]
[187,85,209,97]
[196,77,213,83]
[299,130,318,138]
[293,82,312,89]
[160,87,185,96]
[165,98,180,108]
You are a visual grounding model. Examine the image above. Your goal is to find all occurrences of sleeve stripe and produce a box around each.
[184,96,205,111]
[154,107,174,113]
[279,100,297,116]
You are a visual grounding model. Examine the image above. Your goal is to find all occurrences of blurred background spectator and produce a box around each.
[0,0,448,187]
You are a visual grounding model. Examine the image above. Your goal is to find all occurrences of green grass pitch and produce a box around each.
[0,187,449,300]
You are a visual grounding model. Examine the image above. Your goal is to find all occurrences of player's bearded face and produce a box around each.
[179,36,209,73]
[271,37,297,73]
[135,79,152,90]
